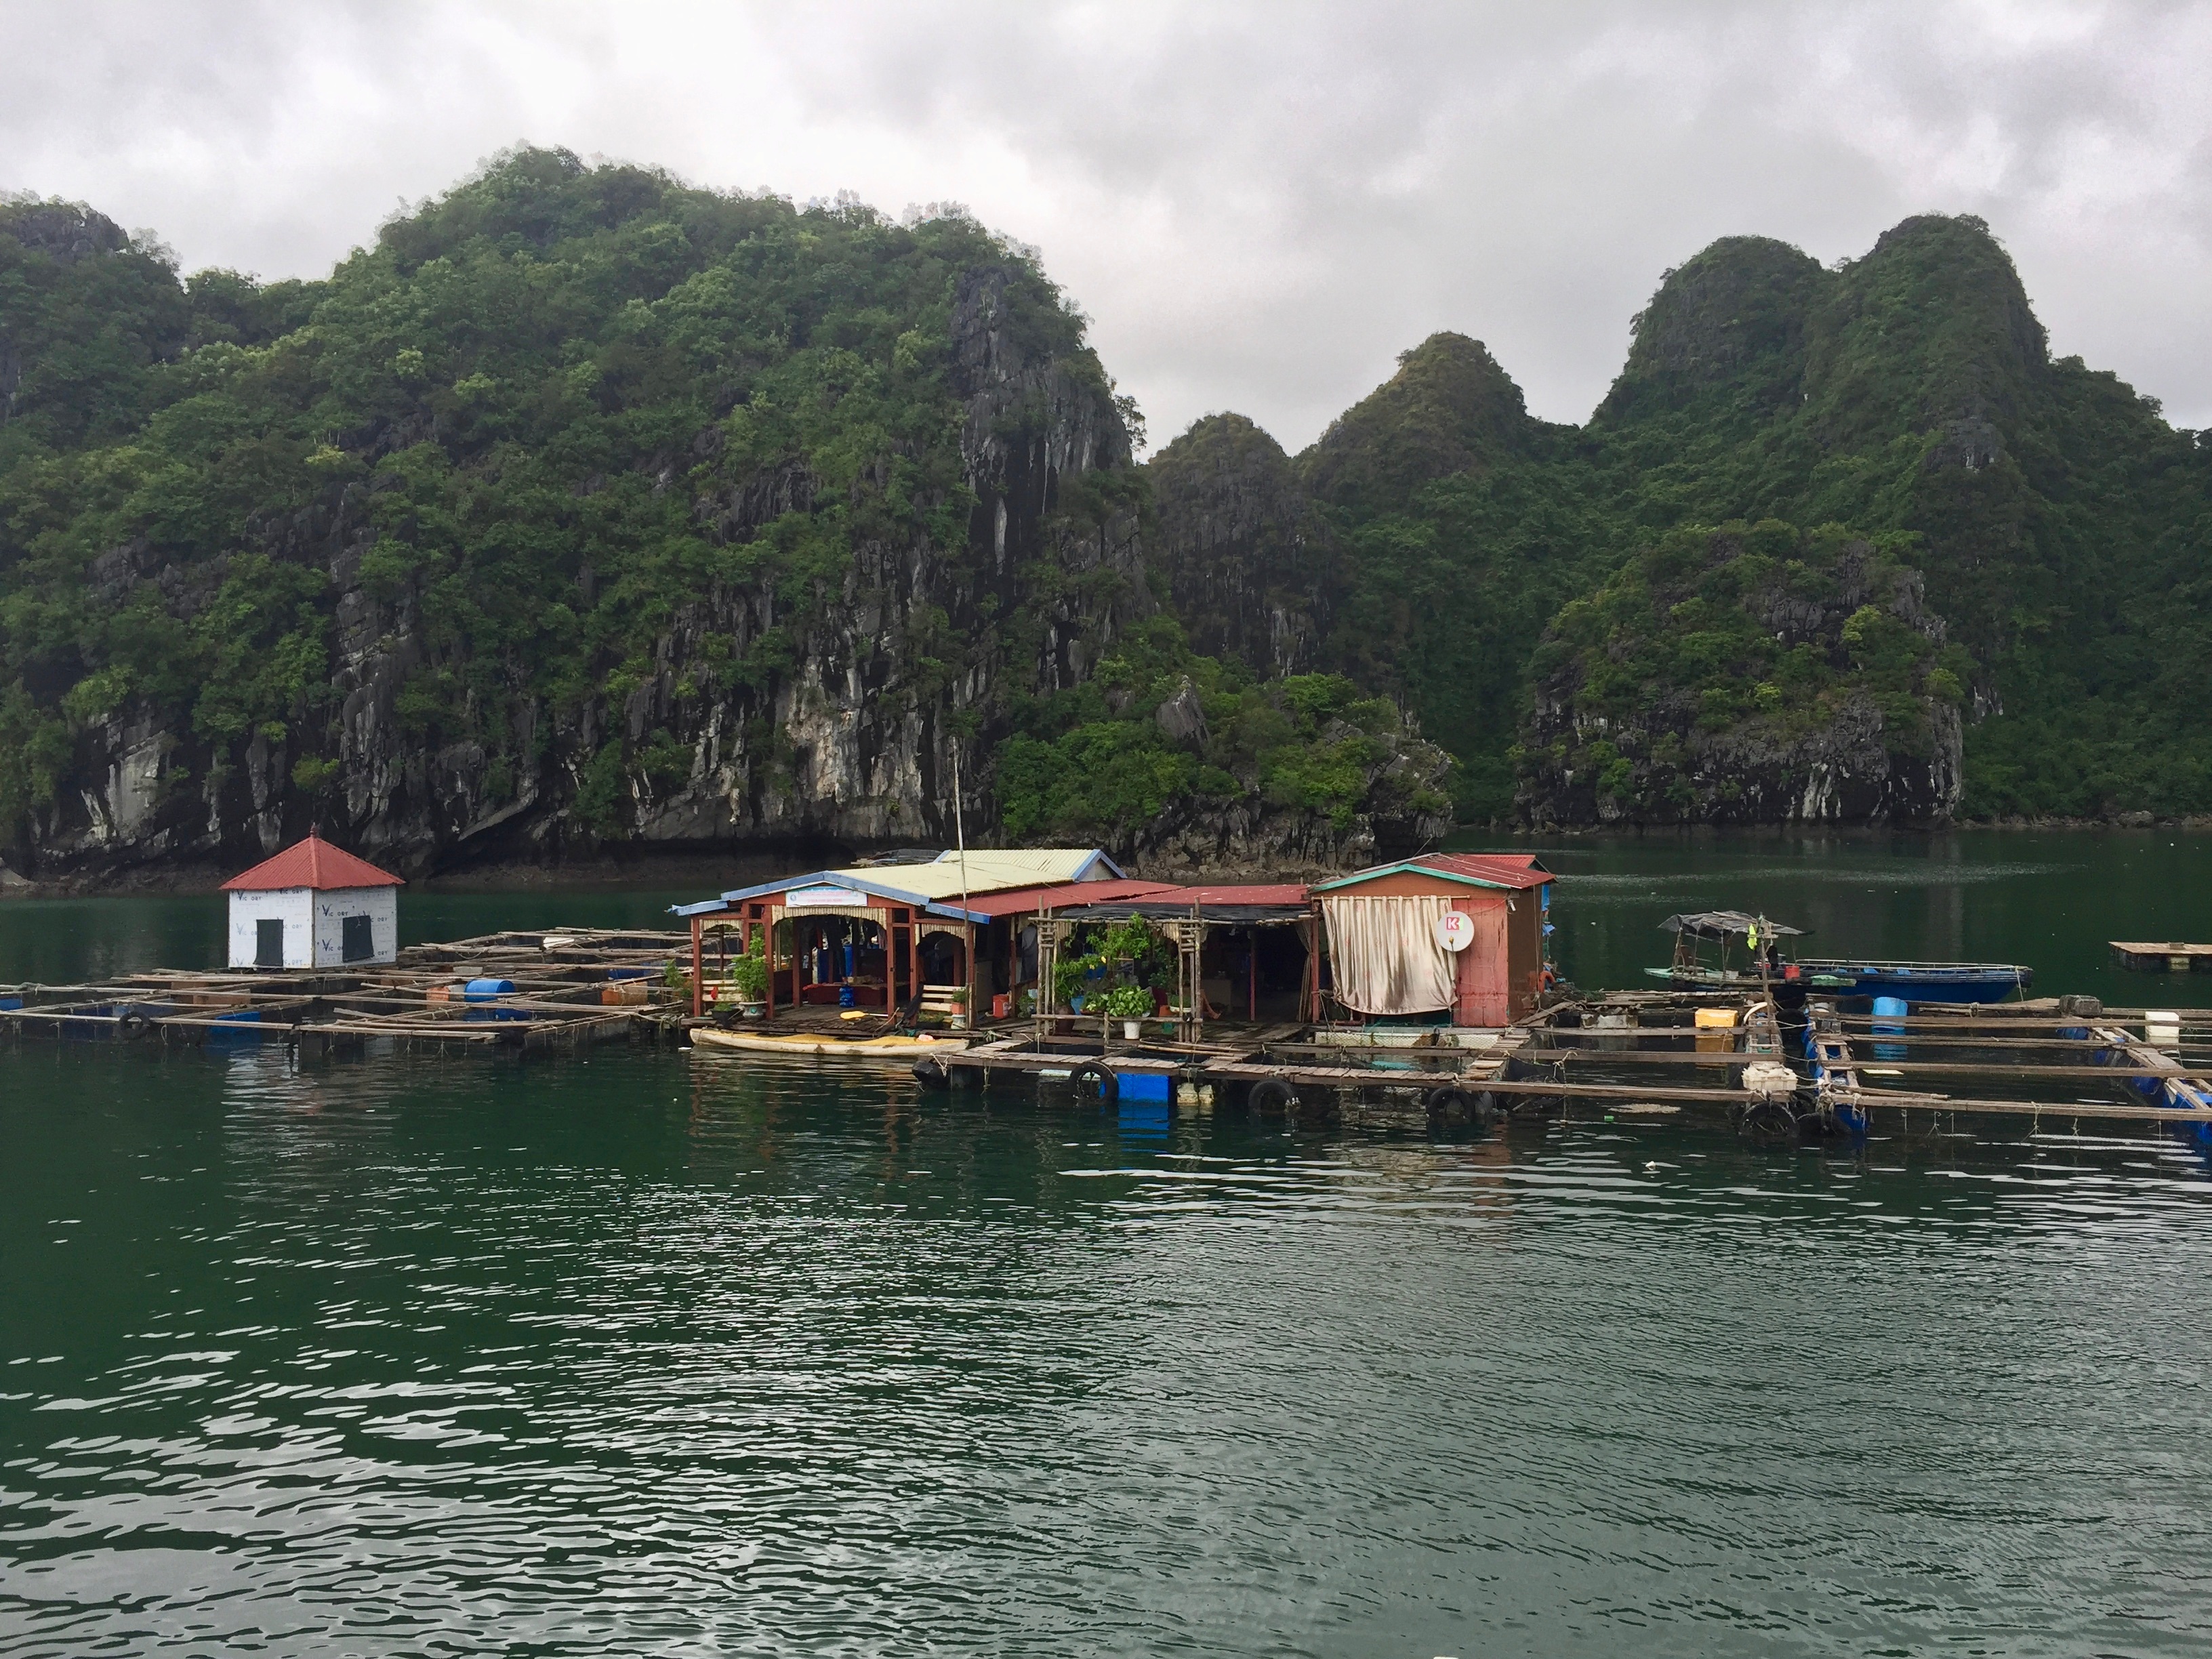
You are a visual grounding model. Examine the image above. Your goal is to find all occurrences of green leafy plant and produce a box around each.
[1099,985,1153,1021]
[729,935,769,1002]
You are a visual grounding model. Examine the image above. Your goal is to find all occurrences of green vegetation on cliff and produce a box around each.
[0,152,1437,871]
[1519,521,1964,821]
[995,615,1446,842]
[1184,215,2210,823]
[5,166,2206,865]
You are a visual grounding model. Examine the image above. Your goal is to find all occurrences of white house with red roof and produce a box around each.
[221,834,405,969]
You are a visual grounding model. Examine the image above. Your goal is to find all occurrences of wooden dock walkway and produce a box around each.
[14,925,2212,1143]
[0,926,691,1055]
[2112,941,2212,972]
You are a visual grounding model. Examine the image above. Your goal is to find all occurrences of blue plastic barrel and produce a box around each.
[464,978,516,1002]
[1115,1071,1174,1103]
[1872,995,1908,1061]
[208,1008,264,1046]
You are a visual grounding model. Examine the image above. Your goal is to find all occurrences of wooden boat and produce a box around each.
[690,1025,971,1060]
[1790,960,2032,1002]
[1647,911,2032,1003]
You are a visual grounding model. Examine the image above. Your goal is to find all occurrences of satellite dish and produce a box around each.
[1435,910,1476,952]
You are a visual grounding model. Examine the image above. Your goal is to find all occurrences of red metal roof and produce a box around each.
[221,834,404,893]
[955,880,1181,918]
[1121,884,1313,907]
[1314,851,1553,894]
[1412,852,1553,890]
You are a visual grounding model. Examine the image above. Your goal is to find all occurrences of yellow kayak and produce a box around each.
[691,1026,972,1060]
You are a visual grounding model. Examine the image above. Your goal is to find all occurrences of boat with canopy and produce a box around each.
[1647,911,2033,1002]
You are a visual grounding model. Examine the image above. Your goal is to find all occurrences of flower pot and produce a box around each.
[739,1000,766,1019]
[1122,1019,1142,1040]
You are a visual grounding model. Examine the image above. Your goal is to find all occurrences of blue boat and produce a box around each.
[1789,960,2033,1003]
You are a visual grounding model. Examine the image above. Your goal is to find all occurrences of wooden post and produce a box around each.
[1033,915,1068,1046]
[1301,912,1318,1025]
[766,905,779,1018]
[965,921,976,1028]
[689,915,703,1018]
[1248,930,1257,1023]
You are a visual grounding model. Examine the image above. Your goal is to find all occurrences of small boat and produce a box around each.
[1646,911,2032,1004]
[690,1025,972,1060]
[1789,960,2032,1003]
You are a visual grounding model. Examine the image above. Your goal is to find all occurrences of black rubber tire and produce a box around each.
[1069,1060,1119,1104]
[117,1010,151,1041]
[1425,1084,1473,1119]
[911,1055,951,1089]
[1741,1099,1799,1141]
[1427,1086,1502,1132]
[1248,1078,1297,1116]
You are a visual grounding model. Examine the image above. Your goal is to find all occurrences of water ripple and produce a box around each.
[4,1047,2211,1655]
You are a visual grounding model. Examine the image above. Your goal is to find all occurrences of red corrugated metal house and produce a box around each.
[1309,853,1553,1027]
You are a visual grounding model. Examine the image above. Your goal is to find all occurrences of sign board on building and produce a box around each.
[1434,909,1477,952]
[785,884,871,909]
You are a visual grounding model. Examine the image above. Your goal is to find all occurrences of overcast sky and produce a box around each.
[6,0,2209,447]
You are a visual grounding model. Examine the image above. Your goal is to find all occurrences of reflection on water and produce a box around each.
[5,1045,2211,1655]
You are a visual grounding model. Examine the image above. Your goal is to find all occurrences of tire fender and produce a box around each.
[1070,1060,1119,1104]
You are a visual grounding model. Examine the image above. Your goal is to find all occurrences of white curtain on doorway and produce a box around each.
[1321,895,1456,1016]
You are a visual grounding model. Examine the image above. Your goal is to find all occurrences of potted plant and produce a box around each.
[946,986,969,1029]
[729,939,770,1017]
[1101,985,1153,1040]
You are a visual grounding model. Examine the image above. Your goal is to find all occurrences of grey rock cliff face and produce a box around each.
[22,262,1152,881]
[1142,413,1334,675]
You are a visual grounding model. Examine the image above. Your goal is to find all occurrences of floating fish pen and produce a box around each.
[13,925,2211,1148]
[876,989,2212,1147]
[0,926,690,1057]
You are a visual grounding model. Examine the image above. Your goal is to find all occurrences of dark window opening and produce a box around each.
[341,914,374,963]
[255,918,284,968]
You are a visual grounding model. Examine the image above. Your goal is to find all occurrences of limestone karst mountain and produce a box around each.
[2,156,2205,884]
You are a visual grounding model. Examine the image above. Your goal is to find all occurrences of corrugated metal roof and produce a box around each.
[220,834,405,893]
[954,880,1181,918]
[1414,852,1552,888]
[1311,851,1552,894]
[827,848,1125,899]
[678,851,1126,922]
[697,848,1125,915]
[1148,884,1313,907]
[1053,884,1315,925]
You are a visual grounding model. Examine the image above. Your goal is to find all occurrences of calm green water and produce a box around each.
[5,832,2212,1654]
[1495,827,2212,1010]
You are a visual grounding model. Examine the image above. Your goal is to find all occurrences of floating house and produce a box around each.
[672,847,1551,1031]
[1048,884,1318,1023]
[222,834,404,969]
[1310,853,1553,1027]
[672,849,1131,1019]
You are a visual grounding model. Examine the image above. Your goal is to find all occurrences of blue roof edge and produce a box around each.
[671,869,988,923]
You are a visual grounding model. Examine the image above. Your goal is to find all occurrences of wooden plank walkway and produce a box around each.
[1,925,689,1056]
[2112,941,2212,970]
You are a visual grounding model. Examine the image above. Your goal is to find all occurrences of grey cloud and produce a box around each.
[3,0,2206,443]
